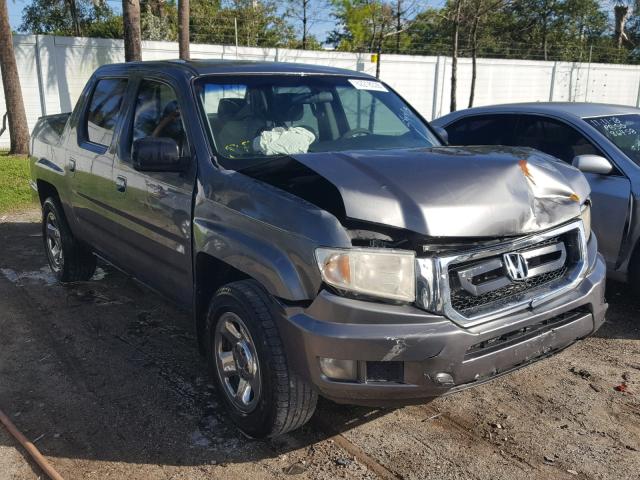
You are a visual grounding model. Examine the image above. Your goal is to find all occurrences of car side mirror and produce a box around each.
[572,154,612,175]
[433,125,449,145]
[132,137,184,172]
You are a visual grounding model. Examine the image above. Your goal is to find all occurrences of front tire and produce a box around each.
[205,280,317,438]
[42,197,96,282]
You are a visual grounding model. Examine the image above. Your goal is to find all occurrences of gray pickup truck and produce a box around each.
[30,60,607,438]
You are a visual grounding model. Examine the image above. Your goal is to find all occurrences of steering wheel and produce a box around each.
[341,128,372,139]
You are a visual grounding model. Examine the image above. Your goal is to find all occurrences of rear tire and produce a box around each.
[42,197,96,282]
[205,280,317,438]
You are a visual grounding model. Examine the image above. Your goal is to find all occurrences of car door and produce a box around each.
[107,76,196,305]
[512,115,631,269]
[67,76,130,255]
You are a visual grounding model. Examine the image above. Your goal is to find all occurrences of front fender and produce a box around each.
[193,170,352,301]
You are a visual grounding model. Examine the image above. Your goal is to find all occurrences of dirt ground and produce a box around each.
[0,209,639,480]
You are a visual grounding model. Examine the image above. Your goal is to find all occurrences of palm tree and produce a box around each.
[0,0,30,154]
[123,0,142,61]
[178,0,189,60]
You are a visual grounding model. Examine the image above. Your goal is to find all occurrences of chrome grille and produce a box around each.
[415,221,589,328]
[448,234,574,315]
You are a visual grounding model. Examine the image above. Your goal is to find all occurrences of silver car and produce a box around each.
[433,103,640,289]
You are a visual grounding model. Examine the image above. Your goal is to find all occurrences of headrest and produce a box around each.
[218,98,247,119]
[273,93,304,122]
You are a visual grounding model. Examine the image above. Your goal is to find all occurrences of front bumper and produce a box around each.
[277,235,607,406]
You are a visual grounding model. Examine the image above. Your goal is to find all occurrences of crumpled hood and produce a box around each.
[291,146,590,238]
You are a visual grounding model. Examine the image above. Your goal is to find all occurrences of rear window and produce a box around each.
[86,78,128,147]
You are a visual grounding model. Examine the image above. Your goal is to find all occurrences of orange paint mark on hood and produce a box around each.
[518,159,535,184]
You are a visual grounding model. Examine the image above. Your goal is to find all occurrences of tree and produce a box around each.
[140,0,177,40]
[328,0,395,52]
[614,2,633,48]
[190,0,295,47]
[0,0,30,154]
[449,0,463,112]
[178,0,190,59]
[466,0,509,107]
[21,0,122,38]
[123,0,142,61]
[286,0,326,49]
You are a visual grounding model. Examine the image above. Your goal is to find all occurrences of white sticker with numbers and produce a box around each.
[348,79,388,92]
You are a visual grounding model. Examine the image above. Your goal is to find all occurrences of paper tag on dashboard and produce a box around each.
[348,79,388,92]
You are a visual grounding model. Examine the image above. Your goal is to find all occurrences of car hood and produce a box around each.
[290,146,590,238]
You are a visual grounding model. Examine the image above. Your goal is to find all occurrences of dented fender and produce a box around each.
[193,167,352,301]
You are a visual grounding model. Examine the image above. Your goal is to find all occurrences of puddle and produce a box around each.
[0,266,107,286]
[1,267,57,286]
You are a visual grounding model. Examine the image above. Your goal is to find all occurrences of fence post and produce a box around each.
[549,61,557,101]
[636,73,640,108]
[432,56,441,120]
[34,35,47,116]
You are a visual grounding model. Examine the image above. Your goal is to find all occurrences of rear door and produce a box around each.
[68,76,129,254]
[107,76,196,304]
[444,114,520,146]
[512,115,631,269]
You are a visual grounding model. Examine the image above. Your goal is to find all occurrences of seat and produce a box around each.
[216,98,267,156]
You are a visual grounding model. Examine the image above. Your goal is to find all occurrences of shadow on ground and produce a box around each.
[0,219,397,472]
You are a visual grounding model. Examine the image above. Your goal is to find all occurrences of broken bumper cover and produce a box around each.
[278,235,607,406]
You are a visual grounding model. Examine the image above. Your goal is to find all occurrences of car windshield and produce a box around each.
[195,75,440,168]
[585,114,640,165]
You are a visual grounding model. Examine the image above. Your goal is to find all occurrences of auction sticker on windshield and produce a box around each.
[348,79,388,92]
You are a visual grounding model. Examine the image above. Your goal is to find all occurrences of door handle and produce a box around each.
[116,175,127,192]
[68,158,76,172]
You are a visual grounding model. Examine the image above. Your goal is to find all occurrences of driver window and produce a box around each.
[335,86,408,136]
[132,80,187,155]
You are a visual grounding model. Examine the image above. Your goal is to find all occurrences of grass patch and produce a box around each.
[0,151,36,213]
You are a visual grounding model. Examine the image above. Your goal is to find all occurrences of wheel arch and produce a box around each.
[194,252,251,354]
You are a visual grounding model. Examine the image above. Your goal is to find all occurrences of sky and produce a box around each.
[8,0,444,42]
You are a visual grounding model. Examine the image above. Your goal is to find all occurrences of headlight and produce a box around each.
[581,201,591,240]
[315,248,416,302]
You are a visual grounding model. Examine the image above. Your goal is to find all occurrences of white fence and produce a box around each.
[2,34,640,148]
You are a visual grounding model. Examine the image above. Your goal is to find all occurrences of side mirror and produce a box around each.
[572,154,612,175]
[433,125,449,145]
[132,137,183,172]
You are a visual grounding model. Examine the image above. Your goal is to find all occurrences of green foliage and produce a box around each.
[15,0,640,63]
[20,0,122,38]
[141,0,178,41]
[0,153,36,213]
[328,0,395,51]
[190,0,296,47]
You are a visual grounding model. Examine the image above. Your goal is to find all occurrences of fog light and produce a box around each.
[319,357,357,381]
[433,372,454,386]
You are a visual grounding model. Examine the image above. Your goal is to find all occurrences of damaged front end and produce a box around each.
[231,144,606,404]
[240,145,594,326]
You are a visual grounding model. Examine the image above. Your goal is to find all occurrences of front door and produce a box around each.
[108,77,196,305]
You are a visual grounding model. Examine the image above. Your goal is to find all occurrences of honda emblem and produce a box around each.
[503,253,529,281]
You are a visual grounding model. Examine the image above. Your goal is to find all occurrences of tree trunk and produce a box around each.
[614,5,630,49]
[0,0,30,155]
[395,0,402,54]
[302,0,308,49]
[122,0,142,62]
[450,0,462,113]
[66,0,81,36]
[468,16,479,108]
[178,0,190,60]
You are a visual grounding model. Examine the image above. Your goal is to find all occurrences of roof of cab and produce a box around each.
[95,59,373,78]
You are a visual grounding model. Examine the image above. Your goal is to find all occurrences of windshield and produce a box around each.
[195,75,440,168]
[585,114,640,165]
